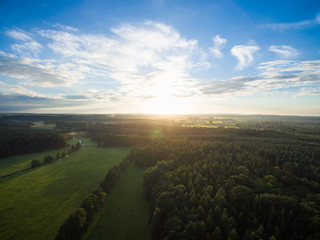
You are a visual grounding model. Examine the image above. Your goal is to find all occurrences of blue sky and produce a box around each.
[0,0,320,115]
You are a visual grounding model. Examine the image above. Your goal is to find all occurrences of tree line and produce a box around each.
[31,142,81,168]
[0,123,66,158]
[55,156,130,240]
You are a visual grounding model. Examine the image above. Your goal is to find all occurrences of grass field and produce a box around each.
[86,163,151,240]
[0,138,130,240]
[0,148,69,178]
[0,137,79,177]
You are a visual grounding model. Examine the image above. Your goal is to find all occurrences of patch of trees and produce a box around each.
[30,142,81,168]
[55,157,130,240]
[0,126,66,158]
[87,121,320,150]
[128,138,320,239]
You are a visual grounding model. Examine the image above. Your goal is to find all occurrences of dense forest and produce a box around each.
[0,121,66,158]
[128,138,320,240]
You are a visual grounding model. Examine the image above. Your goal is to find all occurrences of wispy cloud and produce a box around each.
[52,23,79,32]
[6,28,33,41]
[230,44,260,70]
[261,14,320,31]
[7,85,46,98]
[6,28,42,57]
[269,45,299,58]
[1,22,208,98]
[0,55,88,86]
[209,35,227,58]
[199,60,320,97]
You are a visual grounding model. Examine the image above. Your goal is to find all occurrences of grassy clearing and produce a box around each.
[86,163,151,240]
[31,121,56,130]
[0,139,130,240]
[0,137,80,177]
[0,148,68,177]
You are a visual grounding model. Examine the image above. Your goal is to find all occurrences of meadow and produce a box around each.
[0,147,70,178]
[86,163,151,240]
[0,138,130,240]
[0,136,81,178]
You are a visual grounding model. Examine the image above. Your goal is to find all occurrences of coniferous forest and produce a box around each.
[130,138,320,239]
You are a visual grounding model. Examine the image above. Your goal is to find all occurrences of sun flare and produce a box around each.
[147,96,188,114]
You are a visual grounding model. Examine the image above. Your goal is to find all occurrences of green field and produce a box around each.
[31,121,56,130]
[0,147,70,178]
[86,163,151,240]
[0,137,81,178]
[0,138,130,240]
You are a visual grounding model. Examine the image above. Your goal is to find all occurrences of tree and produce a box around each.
[55,152,61,161]
[31,159,41,168]
[76,142,81,150]
[212,226,223,240]
[43,155,54,164]
[229,228,239,240]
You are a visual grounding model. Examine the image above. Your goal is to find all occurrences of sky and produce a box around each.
[0,0,320,115]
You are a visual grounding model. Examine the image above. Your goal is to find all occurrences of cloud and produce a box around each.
[34,21,207,96]
[52,23,79,32]
[230,44,260,70]
[269,45,299,58]
[6,28,42,57]
[6,28,33,41]
[0,93,84,113]
[199,60,320,98]
[0,56,87,86]
[8,85,46,98]
[261,14,320,31]
[209,35,227,58]
[296,87,320,97]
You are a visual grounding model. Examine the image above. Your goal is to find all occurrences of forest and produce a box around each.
[0,120,66,158]
[1,113,320,240]
[129,138,320,239]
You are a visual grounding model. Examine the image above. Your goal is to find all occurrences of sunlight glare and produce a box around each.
[147,96,187,114]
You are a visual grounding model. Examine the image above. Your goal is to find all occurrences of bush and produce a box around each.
[31,159,41,168]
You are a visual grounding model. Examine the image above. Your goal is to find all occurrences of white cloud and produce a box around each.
[200,60,320,98]
[0,56,87,86]
[10,41,43,57]
[0,22,210,103]
[34,21,208,96]
[230,44,260,70]
[261,14,320,31]
[8,85,46,98]
[6,28,42,57]
[6,28,32,41]
[296,87,320,97]
[52,23,79,32]
[269,45,299,58]
[209,35,227,58]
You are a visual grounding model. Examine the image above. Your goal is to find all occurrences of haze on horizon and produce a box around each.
[0,0,319,116]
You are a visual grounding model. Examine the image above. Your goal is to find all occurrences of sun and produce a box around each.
[147,96,187,114]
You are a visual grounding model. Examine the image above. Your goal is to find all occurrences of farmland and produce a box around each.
[86,163,151,240]
[0,137,130,240]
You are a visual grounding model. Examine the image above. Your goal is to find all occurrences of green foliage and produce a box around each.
[0,140,130,240]
[87,164,151,240]
[31,159,41,168]
[0,124,66,158]
[43,155,54,164]
[57,155,129,239]
[136,138,320,240]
